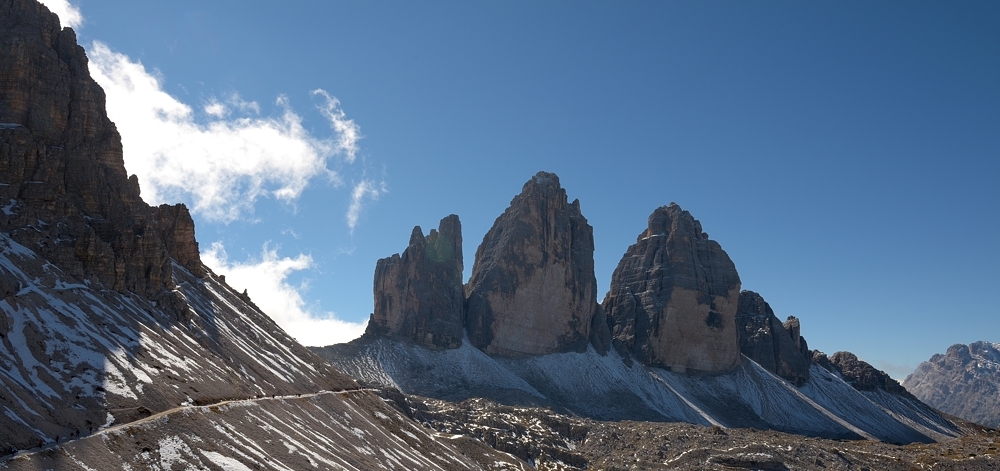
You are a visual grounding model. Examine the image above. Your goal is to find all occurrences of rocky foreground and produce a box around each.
[381,390,1000,471]
[3,391,527,471]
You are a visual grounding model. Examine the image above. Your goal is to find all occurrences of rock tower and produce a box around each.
[602,204,741,372]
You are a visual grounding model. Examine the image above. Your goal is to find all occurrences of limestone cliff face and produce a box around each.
[465,172,600,357]
[602,204,741,372]
[0,0,202,299]
[367,215,465,349]
[735,291,811,385]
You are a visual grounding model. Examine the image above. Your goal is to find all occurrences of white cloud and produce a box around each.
[37,0,83,29]
[202,242,367,346]
[312,89,361,163]
[36,0,379,347]
[87,41,365,223]
[347,179,386,231]
[203,101,228,119]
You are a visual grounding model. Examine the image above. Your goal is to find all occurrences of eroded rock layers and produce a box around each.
[602,203,742,372]
[367,215,465,349]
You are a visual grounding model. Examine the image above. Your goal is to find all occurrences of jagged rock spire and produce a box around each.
[367,215,465,349]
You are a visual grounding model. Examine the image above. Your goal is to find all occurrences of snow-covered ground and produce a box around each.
[319,337,960,444]
[2,390,527,470]
[0,233,354,451]
[0,233,528,469]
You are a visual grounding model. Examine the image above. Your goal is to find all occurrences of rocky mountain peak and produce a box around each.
[524,170,562,192]
[465,171,600,357]
[0,0,203,301]
[904,341,1000,427]
[642,202,707,242]
[602,204,741,372]
[367,214,465,349]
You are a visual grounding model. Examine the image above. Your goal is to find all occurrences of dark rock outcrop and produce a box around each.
[814,351,912,397]
[366,215,465,349]
[735,291,811,385]
[465,172,602,357]
[0,0,202,301]
[782,316,810,360]
[602,203,741,372]
[904,341,1000,428]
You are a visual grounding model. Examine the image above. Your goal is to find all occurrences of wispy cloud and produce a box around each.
[312,89,361,164]
[37,0,83,29]
[347,179,386,231]
[202,242,367,346]
[86,42,366,223]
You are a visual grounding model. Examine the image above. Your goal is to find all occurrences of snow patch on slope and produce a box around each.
[322,337,960,444]
[0,232,351,450]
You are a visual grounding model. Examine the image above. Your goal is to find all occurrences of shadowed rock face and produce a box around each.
[904,342,1000,428]
[602,203,741,372]
[465,172,600,357]
[735,290,811,386]
[367,215,465,349]
[0,0,202,300]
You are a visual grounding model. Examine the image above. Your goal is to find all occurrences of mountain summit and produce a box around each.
[905,341,1000,427]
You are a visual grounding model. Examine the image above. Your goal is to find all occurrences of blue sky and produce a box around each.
[40,0,999,379]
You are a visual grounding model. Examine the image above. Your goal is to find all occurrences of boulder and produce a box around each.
[603,203,741,372]
[465,172,601,357]
[735,291,810,385]
[367,215,465,349]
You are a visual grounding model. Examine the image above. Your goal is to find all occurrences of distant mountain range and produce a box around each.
[905,342,1000,428]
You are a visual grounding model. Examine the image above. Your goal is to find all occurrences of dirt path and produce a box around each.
[2,387,378,461]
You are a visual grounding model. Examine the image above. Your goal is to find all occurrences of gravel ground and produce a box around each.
[385,390,1000,471]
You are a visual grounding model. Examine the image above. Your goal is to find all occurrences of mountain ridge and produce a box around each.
[904,341,1000,428]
